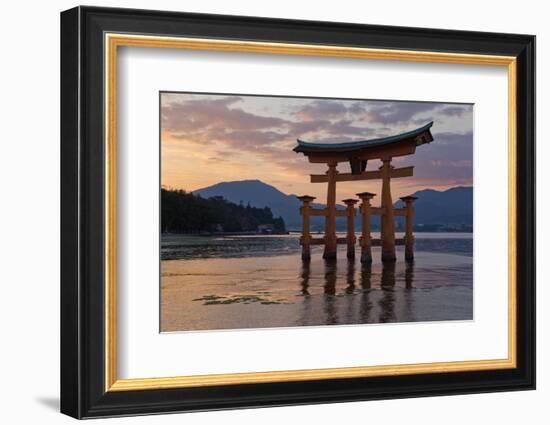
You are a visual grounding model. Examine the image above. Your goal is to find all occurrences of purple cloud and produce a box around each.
[162,96,287,135]
[362,102,440,125]
[161,93,473,187]
[439,105,472,116]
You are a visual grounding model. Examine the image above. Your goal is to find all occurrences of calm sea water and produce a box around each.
[160,233,473,332]
[161,232,473,260]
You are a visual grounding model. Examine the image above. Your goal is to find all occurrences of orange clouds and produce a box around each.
[160,92,473,203]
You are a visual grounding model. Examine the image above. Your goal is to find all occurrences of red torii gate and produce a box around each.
[294,122,434,263]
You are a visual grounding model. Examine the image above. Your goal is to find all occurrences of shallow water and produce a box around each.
[161,234,473,332]
[161,232,473,260]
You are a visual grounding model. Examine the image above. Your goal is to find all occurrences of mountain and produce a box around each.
[194,180,473,232]
[395,186,473,226]
[194,180,306,230]
[394,186,473,231]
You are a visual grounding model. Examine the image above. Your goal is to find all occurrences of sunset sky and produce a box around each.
[161,92,473,202]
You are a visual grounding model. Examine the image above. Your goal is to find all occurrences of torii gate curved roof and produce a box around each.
[293,121,434,173]
[294,121,434,154]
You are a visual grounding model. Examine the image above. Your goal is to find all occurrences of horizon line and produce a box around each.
[161,179,474,196]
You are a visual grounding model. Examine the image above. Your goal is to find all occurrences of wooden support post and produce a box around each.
[405,261,414,288]
[323,162,338,260]
[400,195,417,262]
[297,195,316,261]
[300,261,311,295]
[380,159,396,262]
[360,262,372,289]
[381,261,396,288]
[357,192,376,263]
[342,199,358,259]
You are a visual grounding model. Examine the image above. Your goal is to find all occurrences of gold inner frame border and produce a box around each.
[104,33,517,392]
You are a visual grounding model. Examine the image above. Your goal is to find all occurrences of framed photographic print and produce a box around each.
[60,6,535,419]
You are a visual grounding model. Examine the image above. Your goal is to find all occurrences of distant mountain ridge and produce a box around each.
[194,180,473,232]
[194,180,307,230]
[394,186,473,229]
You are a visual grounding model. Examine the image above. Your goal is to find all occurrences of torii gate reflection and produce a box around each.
[294,122,434,263]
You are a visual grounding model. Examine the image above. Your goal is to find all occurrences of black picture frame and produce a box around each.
[61,5,535,419]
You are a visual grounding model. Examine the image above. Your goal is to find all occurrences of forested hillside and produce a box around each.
[161,188,286,234]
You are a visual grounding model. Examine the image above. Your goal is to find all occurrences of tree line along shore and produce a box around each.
[161,188,286,234]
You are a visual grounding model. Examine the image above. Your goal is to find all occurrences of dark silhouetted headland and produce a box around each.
[161,188,286,234]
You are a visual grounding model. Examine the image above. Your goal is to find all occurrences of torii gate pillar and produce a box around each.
[342,198,359,259]
[357,192,375,263]
[323,161,338,260]
[380,158,397,262]
[297,195,316,261]
[400,195,418,262]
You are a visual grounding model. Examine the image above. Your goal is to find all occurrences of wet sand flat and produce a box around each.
[161,246,473,332]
